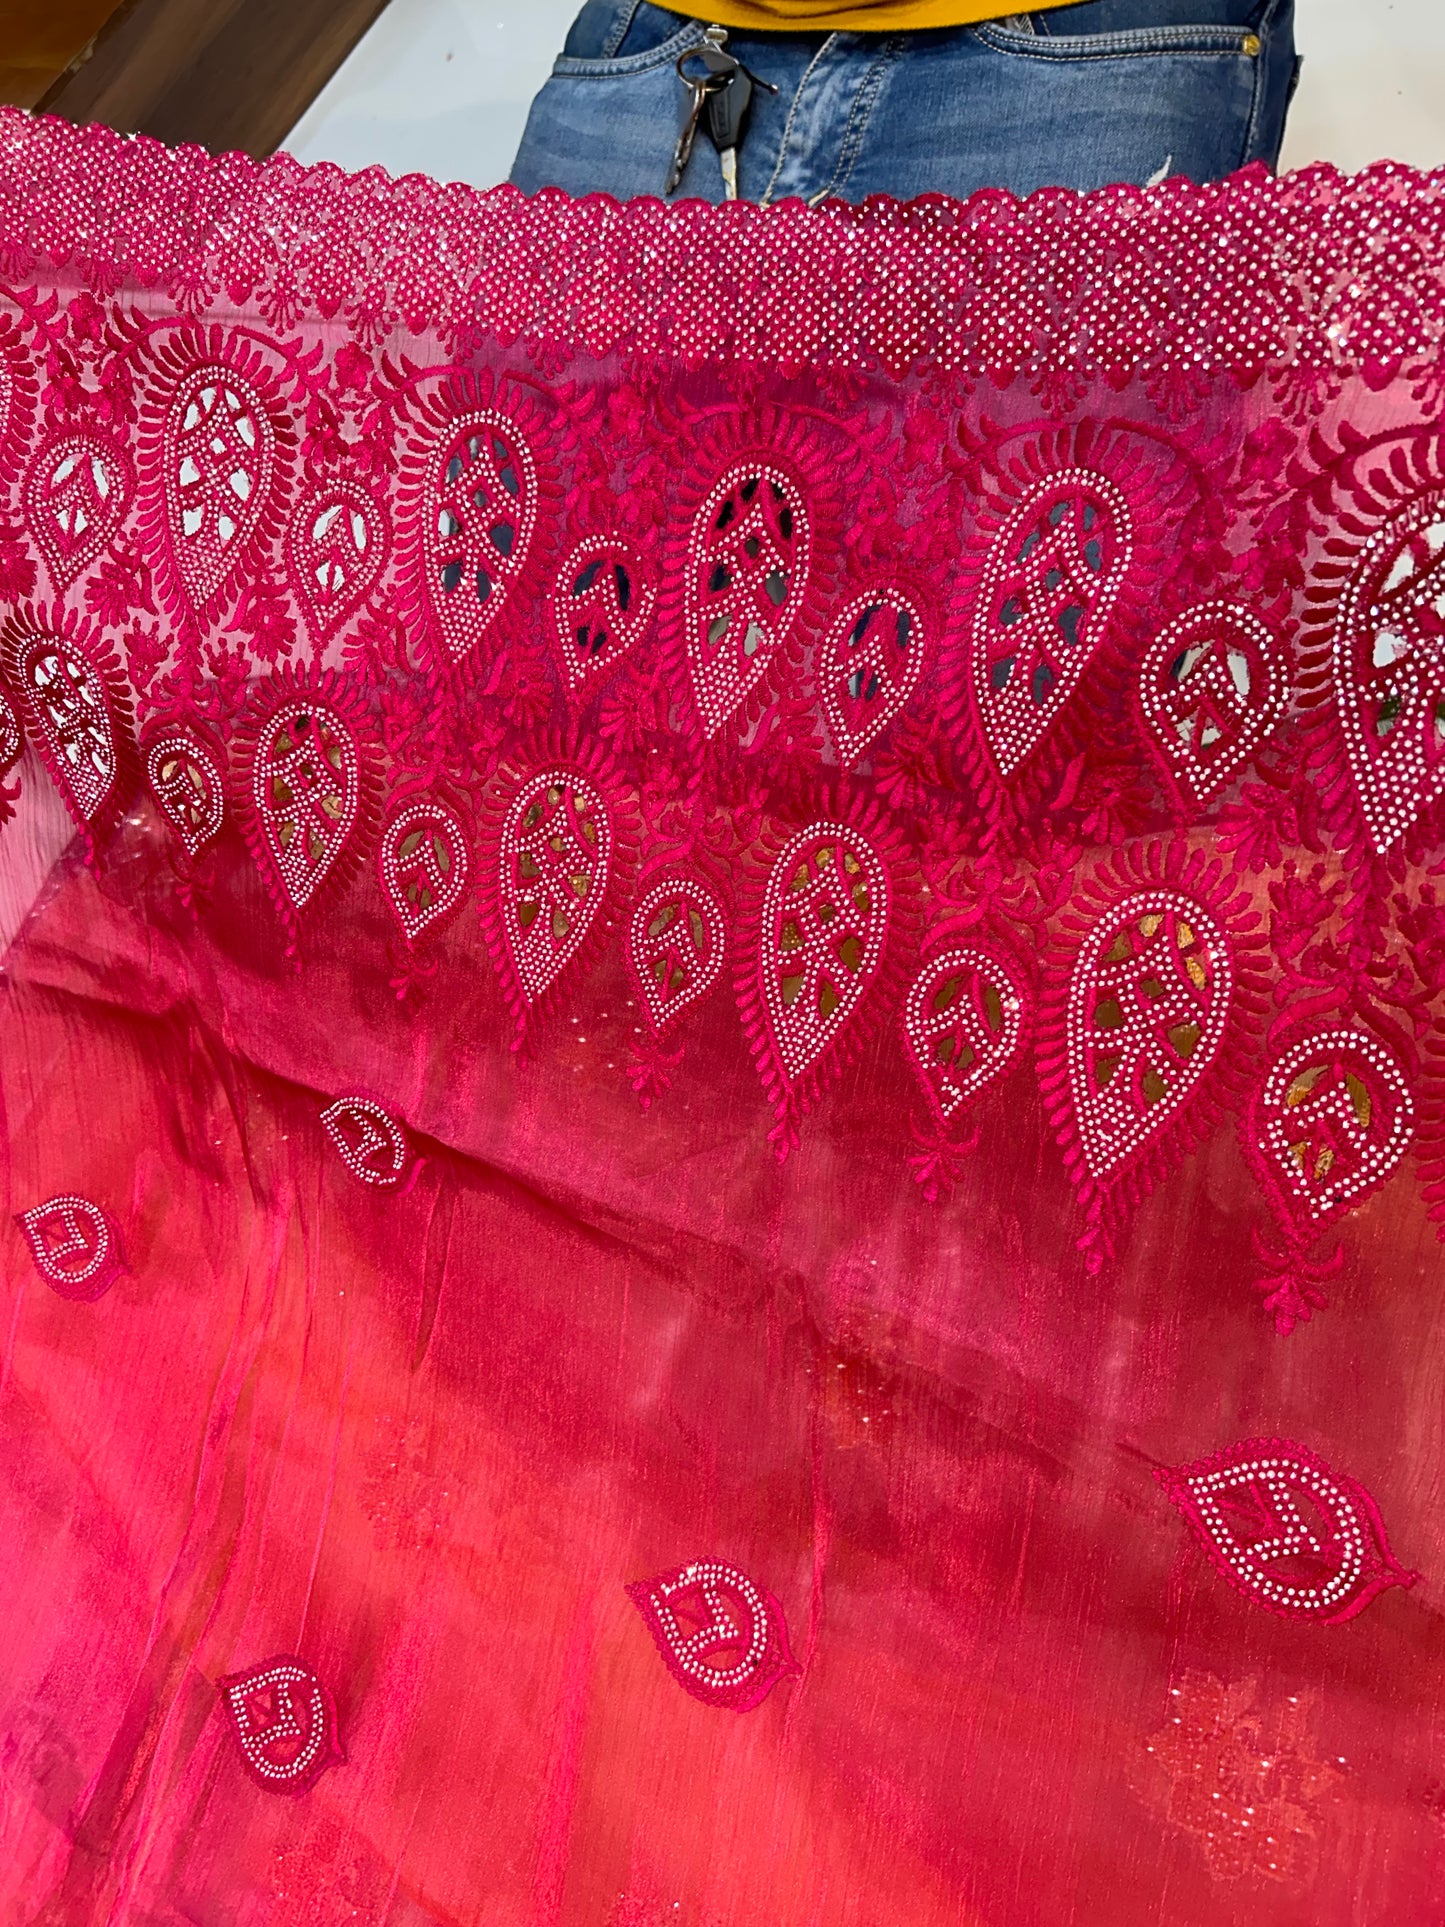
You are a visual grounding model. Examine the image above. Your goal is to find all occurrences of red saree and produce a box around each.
[0,107,1443,1925]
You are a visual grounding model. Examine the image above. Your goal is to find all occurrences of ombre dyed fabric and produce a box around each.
[2,105,1445,1926]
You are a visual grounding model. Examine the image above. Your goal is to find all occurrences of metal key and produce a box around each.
[705,63,753,201]
[665,77,715,197]
[667,26,776,200]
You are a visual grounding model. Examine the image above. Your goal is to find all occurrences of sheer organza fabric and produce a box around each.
[0,109,1443,1926]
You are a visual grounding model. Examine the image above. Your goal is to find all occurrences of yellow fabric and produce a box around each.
[694,1,1078,31]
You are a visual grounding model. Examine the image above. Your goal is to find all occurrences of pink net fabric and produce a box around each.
[1,106,1444,1924]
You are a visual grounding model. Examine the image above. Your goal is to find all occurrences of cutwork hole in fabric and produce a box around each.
[499,768,612,1003]
[286,477,389,641]
[379,798,470,942]
[973,470,1131,777]
[219,1657,343,1793]
[164,364,276,614]
[626,1560,799,1711]
[1067,891,1231,1179]
[626,874,727,1034]
[761,821,889,1085]
[1158,1439,1419,1623]
[11,630,119,823]
[23,432,133,591]
[145,733,224,855]
[1257,1028,1415,1222]
[1140,602,1287,803]
[551,534,655,690]
[820,591,925,765]
[904,945,1024,1123]
[1334,492,1445,851]
[251,699,361,911]
[425,410,537,663]
[686,463,809,735]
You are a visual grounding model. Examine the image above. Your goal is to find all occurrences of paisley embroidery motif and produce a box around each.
[626,874,727,1034]
[627,1559,800,1712]
[249,695,362,913]
[685,462,809,735]
[219,1657,344,1793]
[499,768,611,1003]
[320,1097,411,1188]
[972,469,1131,778]
[819,590,925,765]
[1332,491,1445,852]
[285,477,388,641]
[759,821,889,1086]
[378,798,470,943]
[550,533,655,691]
[144,733,224,855]
[17,1195,124,1301]
[0,684,21,777]
[1158,1439,1419,1624]
[23,432,133,590]
[1067,890,1232,1179]
[424,409,537,665]
[5,622,120,827]
[1254,1028,1415,1224]
[163,362,277,615]
[1139,602,1287,803]
[904,945,1024,1125]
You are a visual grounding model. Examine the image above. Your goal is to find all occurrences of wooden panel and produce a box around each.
[36,0,394,158]
[0,1,126,109]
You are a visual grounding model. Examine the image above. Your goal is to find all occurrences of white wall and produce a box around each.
[285,0,1445,189]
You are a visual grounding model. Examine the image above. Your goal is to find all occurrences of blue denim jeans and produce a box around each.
[509,0,1297,204]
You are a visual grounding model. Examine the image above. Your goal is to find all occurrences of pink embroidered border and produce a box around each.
[4,109,1445,377]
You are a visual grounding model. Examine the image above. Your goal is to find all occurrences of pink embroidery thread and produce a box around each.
[17,1195,124,1300]
[377,796,471,945]
[1157,1438,1419,1624]
[218,1657,344,1793]
[320,1096,413,1188]
[144,730,225,857]
[627,1560,800,1712]
[1138,602,1288,806]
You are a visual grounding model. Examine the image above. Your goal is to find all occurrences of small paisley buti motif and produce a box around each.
[973,469,1131,777]
[904,945,1024,1124]
[320,1096,411,1187]
[551,533,655,690]
[286,477,389,640]
[23,432,134,590]
[378,798,471,943]
[1333,492,1445,852]
[498,768,612,1003]
[1139,602,1288,802]
[425,410,537,663]
[1067,889,1231,1179]
[686,462,810,735]
[163,363,277,614]
[218,1656,343,1793]
[250,698,361,912]
[625,874,727,1034]
[627,1559,800,1711]
[1158,1437,1419,1624]
[759,821,889,1086]
[819,591,925,765]
[145,733,225,855]
[1253,1027,1415,1225]
[17,1195,123,1300]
